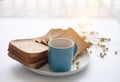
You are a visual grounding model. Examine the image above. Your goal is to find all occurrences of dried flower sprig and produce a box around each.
[78,23,120,58]
[87,41,93,46]
[99,38,111,42]
[76,61,80,69]
[115,50,120,55]
[76,61,79,65]
[82,35,87,40]
[80,31,111,58]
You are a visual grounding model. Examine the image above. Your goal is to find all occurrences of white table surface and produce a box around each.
[1,17,120,82]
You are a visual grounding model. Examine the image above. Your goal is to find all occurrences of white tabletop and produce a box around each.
[1,17,120,82]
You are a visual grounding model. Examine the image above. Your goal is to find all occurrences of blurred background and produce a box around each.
[0,0,120,22]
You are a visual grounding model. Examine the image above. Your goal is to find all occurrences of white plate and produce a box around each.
[26,50,89,76]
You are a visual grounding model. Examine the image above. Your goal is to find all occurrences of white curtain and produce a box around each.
[0,0,114,18]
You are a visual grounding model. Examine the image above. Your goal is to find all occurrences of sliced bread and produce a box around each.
[9,39,48,57]
[8,52,48,69]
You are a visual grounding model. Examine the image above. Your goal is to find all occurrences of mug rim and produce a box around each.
[48,38,74,49]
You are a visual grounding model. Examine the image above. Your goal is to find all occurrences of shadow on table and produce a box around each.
[11,63,90,82]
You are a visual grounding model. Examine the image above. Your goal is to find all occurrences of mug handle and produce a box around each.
[73,43,78,56]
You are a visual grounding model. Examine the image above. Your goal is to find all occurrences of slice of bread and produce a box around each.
[58,28,89,60]
[37,28,89,60]
[8,48,48,64]
[8,52,48,69]
[9,43,48,61]
[9,39,48,57]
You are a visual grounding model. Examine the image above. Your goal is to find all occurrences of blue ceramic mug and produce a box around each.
[48,38,77,72]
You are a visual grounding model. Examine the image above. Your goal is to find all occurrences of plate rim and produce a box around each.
[25,50,89,76]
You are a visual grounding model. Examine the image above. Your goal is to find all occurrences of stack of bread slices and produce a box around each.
[8,28,89,69]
